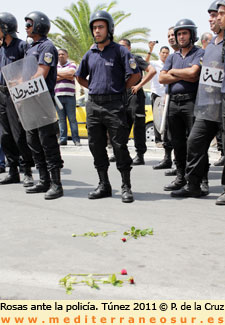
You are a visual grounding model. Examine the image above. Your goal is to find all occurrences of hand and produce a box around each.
[131,85,140,94]
[148,41,156,53]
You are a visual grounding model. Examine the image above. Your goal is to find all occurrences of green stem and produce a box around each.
[72,230,116,237]
[68,273,112,276]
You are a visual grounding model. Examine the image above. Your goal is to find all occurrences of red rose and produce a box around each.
[129,277,135,284]
[121,269,127,275]
[121,238,127,242]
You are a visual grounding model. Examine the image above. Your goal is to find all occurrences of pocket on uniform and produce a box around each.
[86,100,94,116]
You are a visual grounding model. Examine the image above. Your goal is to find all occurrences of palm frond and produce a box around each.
[50,0,151,63]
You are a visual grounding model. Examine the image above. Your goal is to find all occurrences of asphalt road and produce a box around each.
[0,140,225,299]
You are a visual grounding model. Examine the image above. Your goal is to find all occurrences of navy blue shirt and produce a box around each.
[25,37,58,96]
[76,41,140,95]
[0,38,26,85]
[162,46,204,94]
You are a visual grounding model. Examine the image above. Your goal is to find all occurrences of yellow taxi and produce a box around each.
[68,89,154,142]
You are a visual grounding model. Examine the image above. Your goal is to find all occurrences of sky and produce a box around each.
[3,0,211,55]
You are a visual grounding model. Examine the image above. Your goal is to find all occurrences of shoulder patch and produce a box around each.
[129,58,137,69]
[44,52,53,64]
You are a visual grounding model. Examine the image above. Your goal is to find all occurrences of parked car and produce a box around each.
[67,89,155,142]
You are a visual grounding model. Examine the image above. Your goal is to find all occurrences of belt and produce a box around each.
[170,93,196,102]
[0,85,8,94]
[89,94,123,102]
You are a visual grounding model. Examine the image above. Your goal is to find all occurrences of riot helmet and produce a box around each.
[0,12,18,38]
[208,0,220,12]
[174,19,198,44]
[208,0,221,35]
[217,0,225,8]
[25,11,50,36]
[89,10,114,41]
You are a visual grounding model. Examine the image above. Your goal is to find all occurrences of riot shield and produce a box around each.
[153,95,165,134]
[195,60,223,123]
[160,94,170,135]
[2,56,57,131]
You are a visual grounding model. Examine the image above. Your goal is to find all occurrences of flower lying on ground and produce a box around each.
[121,269,127,275]
[123,226,153,240]
[59,271,134,294]
[129,277,135,284]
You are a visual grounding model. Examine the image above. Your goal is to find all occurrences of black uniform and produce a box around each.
[0,38,34,170]
[25,37,63,171]
[171,36,224,199]
[76,42,139,172]
[162,46,204,192]
[126,54,148,155]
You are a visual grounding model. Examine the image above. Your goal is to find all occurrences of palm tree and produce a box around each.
[49,0,156,63]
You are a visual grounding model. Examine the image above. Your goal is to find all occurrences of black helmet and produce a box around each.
[25,11,50,36]
[89,10,114,40]
[174,18,198,43]
[0,12,18,38]
[208,0,220,12]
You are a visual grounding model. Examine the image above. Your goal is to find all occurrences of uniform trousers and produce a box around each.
[215,124,224,155]
[168,97,195,170]
[186,119,219,185]
[86,97,132,172]
[126,88,147,155]
[0,89,34,169]
[0,126,5,168]
[221,95,225,185]
[26,122,63,171]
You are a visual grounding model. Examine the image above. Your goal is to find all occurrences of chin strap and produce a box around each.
[2,35,7,47]
[94,33,110,44]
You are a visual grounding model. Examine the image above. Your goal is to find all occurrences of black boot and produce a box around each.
[164,168,186,191]
[121,170,134,203]
[23,166,34,187]
[88,170,112,199]
[0,166,20,185]
[26,167,50,193]
[132,153,145,166]
[153,148,172,169]
[44,168,63,200]
[171,183,201,198]
[216,190,225,205]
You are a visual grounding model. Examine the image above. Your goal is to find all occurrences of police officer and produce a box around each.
[24,11,64,200]
[118,39,156,165]
[0,12,34,186]
[170,1,224,200]
[215,0,225,204]
[159,19,204,192]
[76,11,140,203]
[152,27,178,175]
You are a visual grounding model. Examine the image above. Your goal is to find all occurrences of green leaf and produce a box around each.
[113,280,123,287]
[66,285,73,294]
[123,226,154,240]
